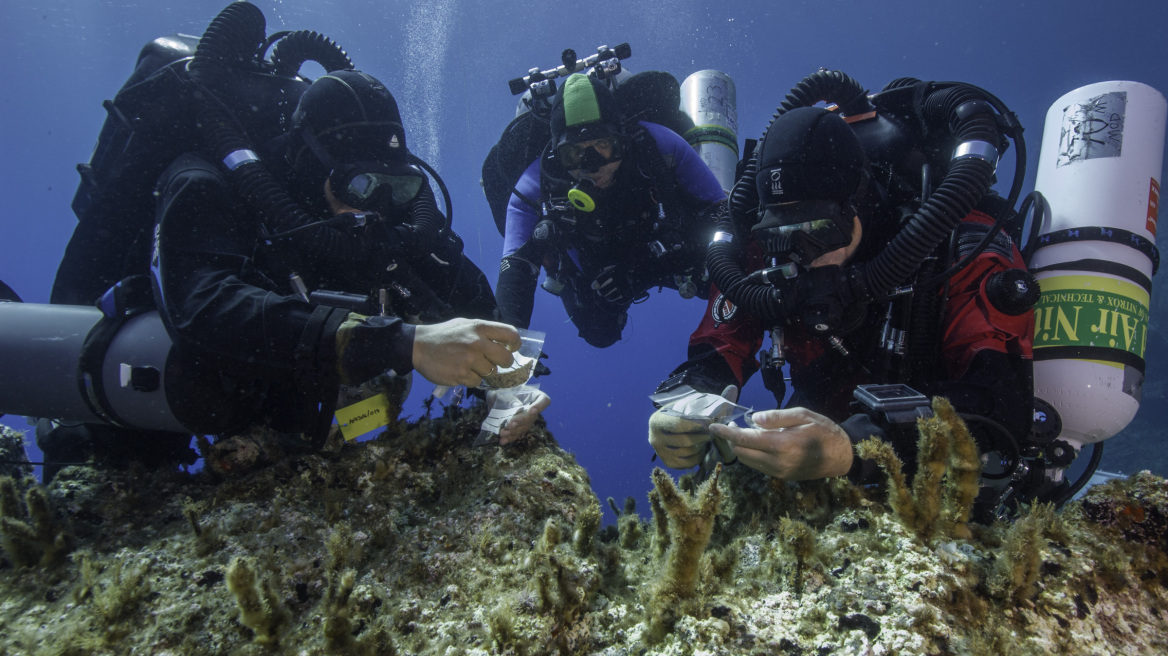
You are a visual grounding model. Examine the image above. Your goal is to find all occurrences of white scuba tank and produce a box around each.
[1031,80,1166,446]
[680,70,739,194]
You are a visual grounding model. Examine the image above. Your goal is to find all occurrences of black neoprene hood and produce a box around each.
[754,106,867,205]
[290,70,407,173]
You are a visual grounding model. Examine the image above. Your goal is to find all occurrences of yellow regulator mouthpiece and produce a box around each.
[567,187,597,212]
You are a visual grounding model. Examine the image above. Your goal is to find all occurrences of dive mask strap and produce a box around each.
[298,123,337,174]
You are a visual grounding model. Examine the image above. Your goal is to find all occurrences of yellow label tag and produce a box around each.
[335,393,392,442]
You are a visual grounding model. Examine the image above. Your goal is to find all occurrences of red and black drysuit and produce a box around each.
[662,208,1035,483]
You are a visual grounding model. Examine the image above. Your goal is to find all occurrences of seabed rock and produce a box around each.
[0,405,1166,655]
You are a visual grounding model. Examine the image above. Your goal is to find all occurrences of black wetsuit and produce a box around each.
[150,152,497,436]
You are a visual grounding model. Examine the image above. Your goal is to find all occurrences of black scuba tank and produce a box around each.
[54,2,352,308]
[55,32,311,307]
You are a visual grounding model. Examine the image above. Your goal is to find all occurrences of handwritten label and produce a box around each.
[335,393,392,441]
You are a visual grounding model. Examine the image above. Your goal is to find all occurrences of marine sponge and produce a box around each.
[573,497,601,556]
[778,516,816,595]
[646,464,723,640]
[180,496,223,557]
[986,503,1050,604]
[530,519,575,614]
[616,496,644,549]
[855,397,981,542]
[322,568,358,648]
[524,515,602,643]
[74,551,151,641]
[935,396,981,539]
[226,556,289,645]
[652,465,723,599]
[649,487,670,557]
[0,475,73,567]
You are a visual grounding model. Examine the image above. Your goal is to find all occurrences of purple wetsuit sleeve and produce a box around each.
[502,158,543,259]
[642,121,726,204]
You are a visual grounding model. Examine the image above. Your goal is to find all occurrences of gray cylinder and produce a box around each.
[680,70,739,194]
[0,301,191,433]
[0,302,105,422]
[100,311,190,433]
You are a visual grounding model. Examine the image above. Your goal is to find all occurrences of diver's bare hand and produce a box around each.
[709,407,853,480]
[412,319,520,387]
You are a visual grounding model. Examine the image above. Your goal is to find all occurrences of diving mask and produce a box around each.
[331,161,426,213]
[752,200,856,266]
[556,136,623,172]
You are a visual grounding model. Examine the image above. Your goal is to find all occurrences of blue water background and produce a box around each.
[2,0,1167,523]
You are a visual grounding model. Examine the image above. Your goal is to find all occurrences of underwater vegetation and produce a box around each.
[855,397,982,543]
[0,405,1166,654]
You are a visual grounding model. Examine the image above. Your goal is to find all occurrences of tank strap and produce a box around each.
[684,125,738,154]
[1033,226,1160,275]
[1030,258,1153,295]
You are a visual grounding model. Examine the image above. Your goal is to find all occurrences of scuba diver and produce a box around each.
[7,2,547,480]
[649,71,1050,519]
[495,70,727,348]
[149,69,527,426]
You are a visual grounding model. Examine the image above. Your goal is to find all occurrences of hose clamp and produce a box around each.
[952,141,998,167]
[711,231,734,245]
[223,149,260,171]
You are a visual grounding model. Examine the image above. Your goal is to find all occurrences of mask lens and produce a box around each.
[557,137,621,170]
[347,172,378,200]
[557,143,586,169]
[383,173,424,205]
[778,219,840,241]
[754,201,853,264]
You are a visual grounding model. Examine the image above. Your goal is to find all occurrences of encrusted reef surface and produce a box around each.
[0,407,1166,655]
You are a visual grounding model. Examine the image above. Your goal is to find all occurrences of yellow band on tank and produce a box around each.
[1033,273,1150,358]
[567,187,596,212]
[684,124,739,154]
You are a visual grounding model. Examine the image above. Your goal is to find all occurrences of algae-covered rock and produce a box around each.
[0,424,32,482]
[0,409,1166,655]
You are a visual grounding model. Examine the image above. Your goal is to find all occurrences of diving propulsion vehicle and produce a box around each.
[0,290,198,434]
